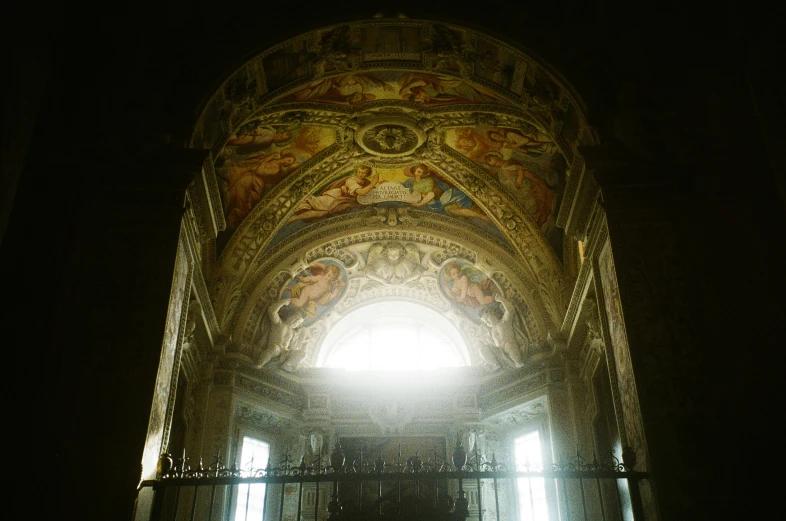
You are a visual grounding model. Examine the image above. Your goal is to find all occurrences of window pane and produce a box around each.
[515,432,548,521]
[318,301,469,370]
[235,437,270,521]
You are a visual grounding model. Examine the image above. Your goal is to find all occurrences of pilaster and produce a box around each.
[586,145,722,521]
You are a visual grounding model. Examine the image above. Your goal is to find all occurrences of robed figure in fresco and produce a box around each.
[221,124,333,228]
[225,151,301,228]
[286,73,393,105]
[289,164,380,222]
[403,164,491,224]
[482,152,556,228]
[397,72,501,105]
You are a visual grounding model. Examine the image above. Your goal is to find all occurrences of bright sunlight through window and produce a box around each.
[317,301,469,371]
[515,431,549,521]
[235,437,270,521]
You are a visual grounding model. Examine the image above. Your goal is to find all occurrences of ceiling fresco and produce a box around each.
[280,71,509,107]
[218,123,336,229]
[193,19,595,372]
[265,162,507,252]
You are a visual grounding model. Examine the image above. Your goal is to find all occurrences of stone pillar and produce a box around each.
[585,147,733,521]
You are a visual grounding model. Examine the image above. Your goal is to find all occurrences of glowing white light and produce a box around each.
[515,431,549,521]
[235,437,270,521]
[318,301,469,371]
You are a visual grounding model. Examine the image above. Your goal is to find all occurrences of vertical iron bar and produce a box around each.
[189,485,199,521]
[315,481,320,521]
[315,447,321,521]
[474,444,482,521]
[296,479,303,521]
[279,482,285,521]
[150,485,167,521]
[476,478,482,520]
[561,477,570,521]
[435,469,439,511]
[628,477,645,521]
[397,444,401,507]
[359,446,364,516]
[244,480,252,521]
[579,478,588,521]
[207,485,217,521]
[415,477,420,515]
[226,483,236,521]
[614,479,624,521]
[595,478,607,521]
[493,475,500,521]
[173,484,182,521]
[527,476,535,521]
[434,447,439,510]
[378,477,383,516]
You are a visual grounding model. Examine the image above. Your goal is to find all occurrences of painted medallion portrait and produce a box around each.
[279,260,348,327]
[439,259,501,322]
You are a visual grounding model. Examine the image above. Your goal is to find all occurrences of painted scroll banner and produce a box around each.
[356,181,423,205]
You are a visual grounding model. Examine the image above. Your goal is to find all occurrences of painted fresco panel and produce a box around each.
[472,38,518,90]
[272,163,505,248]
[361,25,422,61]
[559,100,581,155]
[279,71,509,107]
[216,123,335,230]
[317,25,353,74]
[223,65,260,129]
[263,40,312,91]
[424,24,466,74]
[446,125,566,257]
[438,258,501,323]
[278,260,347,327]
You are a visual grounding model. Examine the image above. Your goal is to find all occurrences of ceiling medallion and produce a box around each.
[355,114,426,157]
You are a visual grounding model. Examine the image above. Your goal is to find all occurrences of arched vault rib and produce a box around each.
[240,211,560,332]
[226,210,561,368]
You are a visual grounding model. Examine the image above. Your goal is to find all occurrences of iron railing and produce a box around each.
[138,443,647,521]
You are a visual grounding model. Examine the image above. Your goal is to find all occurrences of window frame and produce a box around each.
[232,422,274,521]
[509,416,559,521]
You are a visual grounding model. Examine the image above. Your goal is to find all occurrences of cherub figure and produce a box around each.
[365,242,422,285]
[255,298,305,369]
[479,294,528,368]
[287,263,346,317]
[444,261,497,308]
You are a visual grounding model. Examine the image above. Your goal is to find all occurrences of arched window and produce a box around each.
[317,301,469,371]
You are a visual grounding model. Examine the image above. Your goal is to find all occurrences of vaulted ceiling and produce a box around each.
[193,19,595,370]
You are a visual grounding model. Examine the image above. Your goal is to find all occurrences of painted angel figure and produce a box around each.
[289,73,393,105]
[288,164,379,222]
[224,124,294,155]
[443,261,498,308]
[224,150,302,228]
[479,294,528,368]
[398,72,500,105]
[287,262,346,317]
[486,128,556,157]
